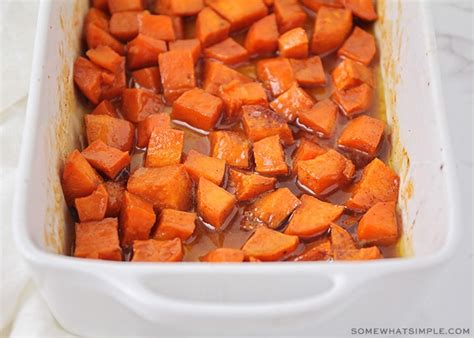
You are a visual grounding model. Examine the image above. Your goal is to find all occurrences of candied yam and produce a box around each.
[86,45,122,72]
[132,66,161,93]
[331,223,357,251]
[291,237,332,261]
[228,169,276,201]
[202,248,245,262]
[358,201,398,246]
[278,27,309,59]
[171,88,223,132]
[311,7,352,55]
[155,0,204,16]
[104,181,126,217]
[92,0,108,11]
[84,8,109,36]
[109,11,139,41]
[285,195,344,237]
[132,238,183,262]
[244,14,279,55]
[195,7,231,47]
[82,140,131,179]
[108,0,144,13]
[159,50,196,103]
[85,114,135,152]
[91,100,118,117]
[169,39,202,64]
[242,227,299,261]
[136,113,171,148]
[253,135,288,176]
[127,165,193,211]
[243,188,301,229]
[126,34,167,70]
[301,0,344,11]
[206,0,268,32]
[62,150,102,205]
[204,38,249,65]
[241,105,294,145]
[290,56,326,87]
[100,56,126,101]
[346,158,399,212]
[138,13,175,41]
[120,191,156,246]
[203,60,252,96]
[86,23,125,55]
[331,83,373,116]
[184,149,226,185]
[256,58,295,97]
[274,0,307,33]
[197,177,236,228]
[74,57,103,104]
[154,209,196,241]
[75,184,108,222]
[270,83,314,122]
[74,218,122,260]
[292,138,326,171]
[335,246,382,260]
[298,98,338,138]
[338,27,376,65]
[209,131,250,168]
[344,0,378,21]
[145,128,184,167]
[171,16,184,39]
[122,88,163,123]
[338,115,384,156]
[331,59,374,91]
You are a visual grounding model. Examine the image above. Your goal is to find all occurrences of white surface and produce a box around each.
[1,1,472,337]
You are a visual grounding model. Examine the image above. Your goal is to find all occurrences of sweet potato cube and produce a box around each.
[298,98,338,138]
[154,209,196,241]
[122,88,163,123]
[171,16,184,39]
[331,59,374,91]
[209,131,251,168]
[138,13,175,41]
[92,0,108,11]
[253,135,288,176]
[289,56,326,87]
[292,138,326,171]
[311,7,352,55]
[206,0,268,32]
[218,81,268,122]
[183,149,226,185]
[155,0,204,16]
[75,184,108,223]
[62,150,103,205]
[104,181,126,217]
[172,88,223,132]
[346,158,399,212]
[228,169,276,201]
[291,237,332,261]
[338,115,385,156]
[203,60,252,96]
[335,246,382,260]
[285,195,343,237]
[301,0,344,11]
[197,177,236,229]
[132,66,161,93]
[270,83,314,122]
[84,8,109,37]
[126,34,167,70]
[195,7,231,47]
[100,56,127,101]
[242,227,299,261]
[338,27,376,65]
[74,57,103,104]
[82,140,131,179]
[120,191,156,246]
[274,0,307,34]
[85,114,135,152]
[75,218,122,260]
[145,128,184,167]
[91,100,118,117]
[109,11,139,41]
[169,39,201,64]
[241,105,294,145]
[331,83,373,116]
[159,50,196,103]
[201,248,245,262]
[86,23,125,55]
[357,201,398,246]
[344,0,378,21]
[127,165,193,211]
[204,38,249,65]
[86,45,122,72]
[278,27,309,59]
[331,223,357,251]
[244,14,279,55]
[132,238,183,262]
[256,58,295,97]
[242,188,301,229]
[108,0,144,13]
[136,113,171,148]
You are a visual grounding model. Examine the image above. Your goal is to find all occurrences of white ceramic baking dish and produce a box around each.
[13,0,461,336]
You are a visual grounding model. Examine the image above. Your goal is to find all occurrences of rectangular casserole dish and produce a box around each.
[13,0,461,336]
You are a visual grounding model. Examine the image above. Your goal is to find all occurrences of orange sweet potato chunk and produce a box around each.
[62,150,103,205]
[270,83,314,122]
[209,131,251,168]
[126,34,167,70]
[136,113,171,148]
[203,60,252,96]
[195,7,231,47]
[82,140,131,179]
[104,181,126,217]
[331,59,374,91]
[86,45,122,72]
[301,0,344,11]
[86,23,125,55]
[184,149,226,185]
[75,184,108,222]
[298,98,338,138]
[311,7,352,55]
[244,14,279,55]
[218,81,268,122]
[138,13,175,41]
[108,0,144,13]
[228,169,276,201]
[132,238,184,262]
[274,0,307,33]
[120,191,156,246]
[278,27,309,59]
[171,16,184,39]
[256,58,295,97]
[122,88,163,123]
[285,195,343,237]
[109,11,139,41]
[206,0,268,32]
[197,177,236,229]
[85,114,135,152]
[292,138,326,172]
[127,165,193,211]
[84,8,109,37]
[145,128,184,167]
[241,105,294,145]
[242,188,301,229]
[154,209,196,241]
[335,246,382,260]
[253,135,288,176]
[357,201,398,246]
[159,50,196,103]
[346,158,399,212]
[171,88,223,132]
[74,218,122,261]
[169,39,202,64]
[92,0,108,11]
[132,67,161,93]
[290,237,332,261]
[344,0,378,21]
[201,248,245,262]
[290,56,326,87]
[242,227,299,261]
[204,38,249,65]
[338,27,376,65]
[331,83,373,116]
[155,0,204,16]
[91,100,118,117]
[331,223,356,251]
[338,115,385,156]
[74,57,103,104]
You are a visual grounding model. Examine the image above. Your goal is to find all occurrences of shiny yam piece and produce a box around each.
[132,238,184,262]
[256,58,295,97]
[85,115,135,152]
[132,67,161,93]
[204,38,249,65]
[311,6,352,55]
[218,81,268,122]
[298,98,338,138]
[75,218,122,261]
[82,140,131,179]
[197,177,236,229]
[292,138,327,172]
[338,27,376,65]
[331,59,374,91]
[195,7,231,47]
[201,248,245,262]
[289,56,326,87]
[331,83,374,116]
[155,0,204,16]
[244,14,279,55]
[274,0,307,33]
[145,128,184,168]
[205,0,268,32]
[169,39,202,64]
[228,169,277,201]
[122,88,163,123]
[159,50,196,103]
[270,83,314,122]
[126,34,167,70]
[337,115,385,156]
[203,60,252,96]
[136,114,171,148]
[253,135,289,176]
[357,201,398,246]
[120,191,156,246]
[242,227,299,261]
[209,131,251,168]
[154,209,196,241]
[183,149,227,185]
[278,27,309,59]
[75,184,108,223]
